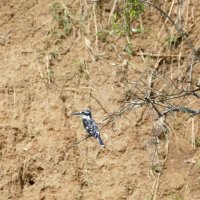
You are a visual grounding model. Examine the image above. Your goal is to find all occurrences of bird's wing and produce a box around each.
[83,119,100,138]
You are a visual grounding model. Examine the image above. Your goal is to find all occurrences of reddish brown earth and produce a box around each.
[0,1,200,200]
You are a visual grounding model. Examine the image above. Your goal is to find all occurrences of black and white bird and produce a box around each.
[71,109,105,147]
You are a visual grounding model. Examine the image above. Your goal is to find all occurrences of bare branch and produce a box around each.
[64,135,91,153]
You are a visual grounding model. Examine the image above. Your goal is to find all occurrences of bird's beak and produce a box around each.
[71,111,82,116]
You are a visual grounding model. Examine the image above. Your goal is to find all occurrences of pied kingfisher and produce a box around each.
[72,109,105,147]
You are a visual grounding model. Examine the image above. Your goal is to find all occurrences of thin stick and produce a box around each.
[85,37,96,61]
[46,53,51,84]
[108,0,117,25]
[152,174,161,200]
[191,118,195,149]
[188,53,195,86]
[34,50,44,79]
[90,93,109,114]
[64,135,91,153]
[140,0,196,53]
[13,86,16,107]
[92,2,98,47]
[135,52,186,58]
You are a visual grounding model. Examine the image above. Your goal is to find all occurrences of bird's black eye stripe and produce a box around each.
[82,110,91,116]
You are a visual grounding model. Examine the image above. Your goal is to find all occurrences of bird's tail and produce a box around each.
[97,136,105,147]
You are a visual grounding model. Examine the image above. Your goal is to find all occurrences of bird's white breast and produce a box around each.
[82,115,91,120]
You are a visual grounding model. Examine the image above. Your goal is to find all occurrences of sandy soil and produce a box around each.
[0,0,200,200]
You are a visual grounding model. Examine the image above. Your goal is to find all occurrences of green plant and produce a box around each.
[112,0,144,36]
[124,42,134,55]
[151,163,162,174]
[47,65,54,84]
[78,61,90,80]
[124,0,144,19]
[171,193,181,200]
[97,29,109,42]
[165,33,185,48]
[30,131,41,139]
[112,13,130,35]
[50,2,73,36]
[195,137,200,148]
